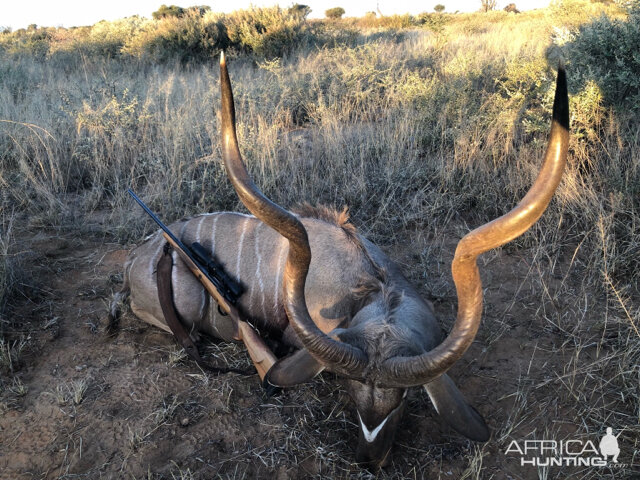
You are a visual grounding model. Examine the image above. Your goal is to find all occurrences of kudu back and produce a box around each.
[113,53,569,469]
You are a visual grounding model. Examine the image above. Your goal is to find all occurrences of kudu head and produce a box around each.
[219,52,569,469]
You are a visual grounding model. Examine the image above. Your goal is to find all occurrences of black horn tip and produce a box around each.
[553,64,570,131]
[262,376,282,398]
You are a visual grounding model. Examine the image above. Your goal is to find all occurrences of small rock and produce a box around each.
[180,417,190,427]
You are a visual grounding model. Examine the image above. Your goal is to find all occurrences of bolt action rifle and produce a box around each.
[128,189,277,384]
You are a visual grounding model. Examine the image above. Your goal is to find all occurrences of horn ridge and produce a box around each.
[379,66,570,387]
[219,53,368,375]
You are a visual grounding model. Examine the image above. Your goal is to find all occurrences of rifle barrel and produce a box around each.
[128,189,184,248]
[127,189,237,305]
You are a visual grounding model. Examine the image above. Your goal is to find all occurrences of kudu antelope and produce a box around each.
[112,54,569,468]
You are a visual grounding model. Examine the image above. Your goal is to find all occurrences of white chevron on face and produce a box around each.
[357,411,390,443]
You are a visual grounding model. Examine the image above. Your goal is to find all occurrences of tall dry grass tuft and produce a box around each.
[0,207,27,378]
[0,210,15,323]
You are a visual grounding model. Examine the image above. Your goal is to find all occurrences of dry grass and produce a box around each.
[0,209,17,324]
[0,1,639,478]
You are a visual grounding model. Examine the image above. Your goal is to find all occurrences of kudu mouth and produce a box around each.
[355,397,406,469]
[219,52,368,377]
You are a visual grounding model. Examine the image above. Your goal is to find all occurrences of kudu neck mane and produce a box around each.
[292,203,359,244]
[292,203,403,323]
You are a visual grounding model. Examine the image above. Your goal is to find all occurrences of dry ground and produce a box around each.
[1,213,637,480]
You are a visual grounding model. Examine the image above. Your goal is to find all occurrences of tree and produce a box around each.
[480,0,497,12]
[325,7,346,19]
[434,4,445,13]
[187,5,211,16]
[152,4,186,20]
[288,4,312,19]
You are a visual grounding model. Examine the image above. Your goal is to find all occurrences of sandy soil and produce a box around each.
[0,225,635,479]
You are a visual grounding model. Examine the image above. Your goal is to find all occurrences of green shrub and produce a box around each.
[123,13,226,63]
[66,17,144,58]
[224,7,307,58]
[188,5,211,16]
[152,4,186,20]
[325,7,346,19]
[0,26,52,59]
[416,12,449,32]
[565,7,640,108]
[0,6,320,64]
[288,4,312,19]
[550,0,625,26]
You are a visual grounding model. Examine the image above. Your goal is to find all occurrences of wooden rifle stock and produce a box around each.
[161,232,276,381]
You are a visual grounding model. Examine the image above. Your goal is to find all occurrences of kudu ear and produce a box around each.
[266,348,324,387]
[424,374,490,442]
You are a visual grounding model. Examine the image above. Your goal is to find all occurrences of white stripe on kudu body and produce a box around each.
[171,249,179,287]
[149,235,164,277]
[273,240,286,314]
[252,223,267,319]
[170,222,189,289]
[210,214,220,254]
[195,215,206,243]
[235,217,249,282]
